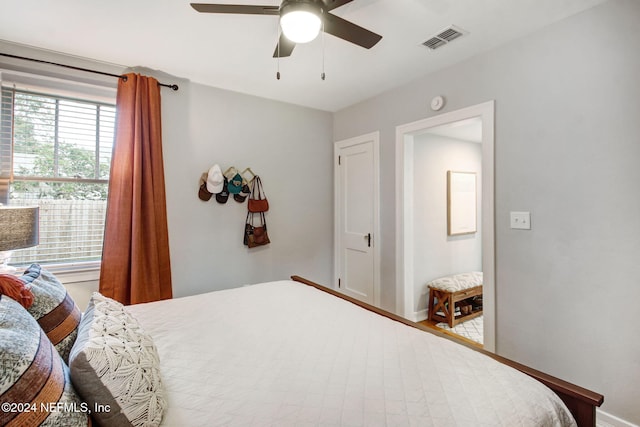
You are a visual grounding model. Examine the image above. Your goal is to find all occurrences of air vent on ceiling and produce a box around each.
[422,25,467,50]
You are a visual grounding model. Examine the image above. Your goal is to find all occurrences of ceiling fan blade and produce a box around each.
[322,0,355,11]
[190,3,279,15]
[323,13,382,49]
[273,33,296,58]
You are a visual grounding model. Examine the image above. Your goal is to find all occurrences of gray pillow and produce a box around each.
[69,292,166,427]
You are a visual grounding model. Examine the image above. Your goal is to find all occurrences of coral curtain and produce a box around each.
[99,73,172,305]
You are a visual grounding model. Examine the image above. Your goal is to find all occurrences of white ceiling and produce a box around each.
[0,0,606,112]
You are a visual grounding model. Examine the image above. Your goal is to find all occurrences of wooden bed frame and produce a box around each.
[291,275,604,427]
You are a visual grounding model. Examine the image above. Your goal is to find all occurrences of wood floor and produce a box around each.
[417,318,483,348]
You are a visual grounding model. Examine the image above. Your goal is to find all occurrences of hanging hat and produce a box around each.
[234,183,251,203]
[206,164,224,194]
[198,172,213,201]
[227,173,243,194]
[215,177,230,204]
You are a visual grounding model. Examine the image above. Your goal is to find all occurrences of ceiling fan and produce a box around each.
[191,0,382,58]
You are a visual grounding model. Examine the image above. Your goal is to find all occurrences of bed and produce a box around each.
[122,276,602,427]
[0,268,603,427]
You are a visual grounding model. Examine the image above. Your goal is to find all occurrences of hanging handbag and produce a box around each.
[244,211,270,248]
[248,176,269,213]
[243,219,252,246]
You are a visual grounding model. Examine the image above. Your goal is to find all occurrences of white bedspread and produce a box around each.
[126,280,575,427]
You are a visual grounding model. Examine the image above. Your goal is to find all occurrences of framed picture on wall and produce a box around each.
[447,171,477,236]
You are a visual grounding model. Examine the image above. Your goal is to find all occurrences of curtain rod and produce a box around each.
[0,52,179,91]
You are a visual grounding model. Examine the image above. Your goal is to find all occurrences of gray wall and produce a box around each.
[333,0,640,422]
[159,80,334,296]
[413,134,482,314]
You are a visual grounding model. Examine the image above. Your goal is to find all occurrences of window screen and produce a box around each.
[0,87,115,266]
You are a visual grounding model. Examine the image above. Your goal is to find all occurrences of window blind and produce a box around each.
[0,87,115,266]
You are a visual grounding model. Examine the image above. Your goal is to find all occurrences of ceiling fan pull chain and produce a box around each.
[321,18,326,81]
[277,41,281,80]
[276,22,281,80]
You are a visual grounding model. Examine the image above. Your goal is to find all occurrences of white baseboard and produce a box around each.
[597,409,638,427]
[414,309,428,322]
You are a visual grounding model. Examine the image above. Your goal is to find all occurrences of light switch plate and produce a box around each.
[510,211,531,230]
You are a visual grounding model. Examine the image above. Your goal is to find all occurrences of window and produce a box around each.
[0,87,115,267]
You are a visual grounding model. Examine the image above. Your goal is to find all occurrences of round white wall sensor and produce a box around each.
[430,95,445,111]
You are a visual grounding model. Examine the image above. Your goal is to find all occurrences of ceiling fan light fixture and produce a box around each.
[280,1,322,44]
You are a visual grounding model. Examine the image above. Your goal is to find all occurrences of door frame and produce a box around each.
[334,131,381,306]
[395,101,496,351]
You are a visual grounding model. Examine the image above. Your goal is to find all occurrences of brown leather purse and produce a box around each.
[244,211,270,248]
[248,176,269,213]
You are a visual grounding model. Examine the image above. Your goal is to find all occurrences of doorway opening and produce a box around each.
[395,101,495,351]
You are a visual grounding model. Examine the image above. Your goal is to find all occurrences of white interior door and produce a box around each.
[335,132,380,306]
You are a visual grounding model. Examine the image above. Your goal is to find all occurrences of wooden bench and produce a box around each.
[427,272,483,328]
